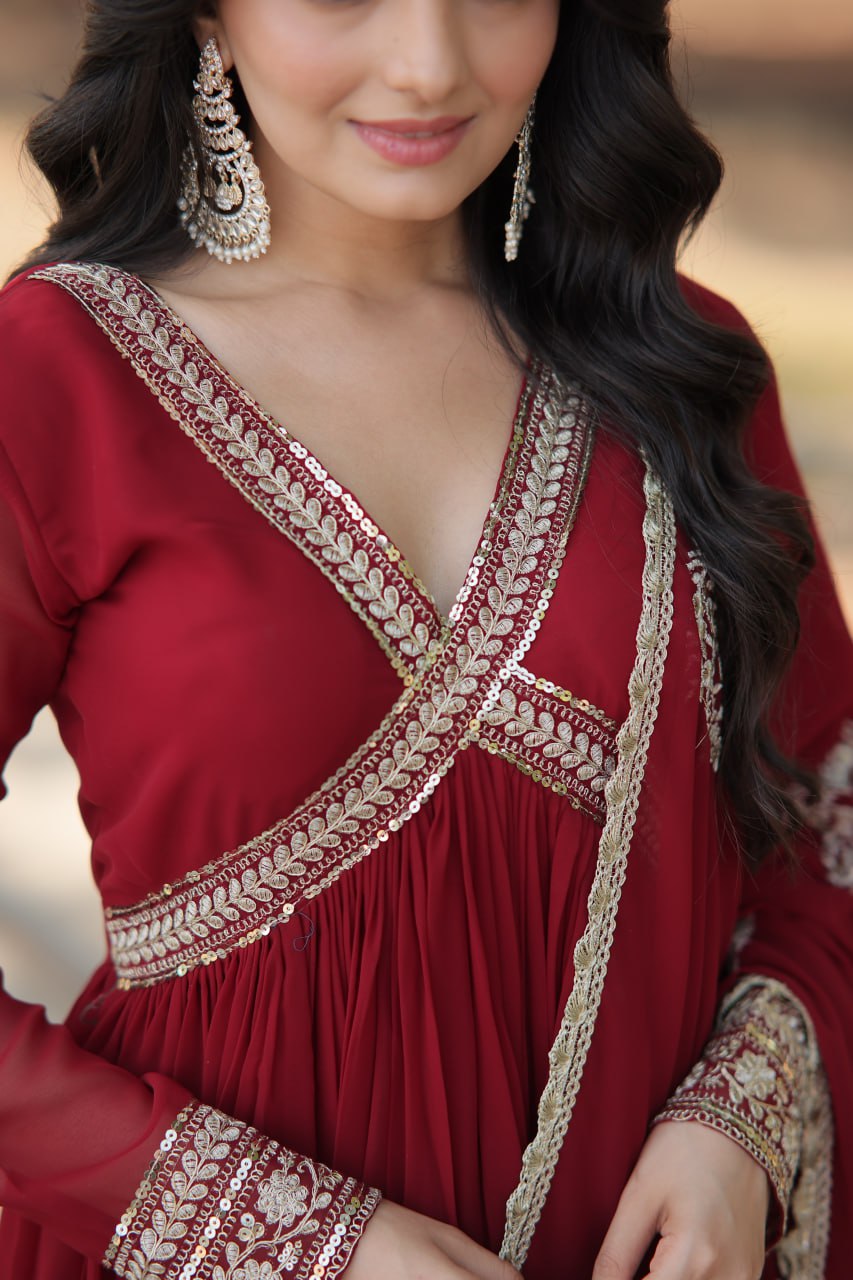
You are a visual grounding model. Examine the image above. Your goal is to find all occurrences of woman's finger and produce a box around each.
[642,1231,702,1279]
[591,1181,657,1280]
[440,1260,509,1280]
[439,1222,523,1280]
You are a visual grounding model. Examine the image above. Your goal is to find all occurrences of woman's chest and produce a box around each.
[150,281,528,621]
[39,262,712,867]
[61,383,702,819]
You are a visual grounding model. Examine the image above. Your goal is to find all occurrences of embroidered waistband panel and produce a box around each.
[104,673,617,988]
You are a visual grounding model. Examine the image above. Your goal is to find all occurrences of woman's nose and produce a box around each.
[380,0,469,104]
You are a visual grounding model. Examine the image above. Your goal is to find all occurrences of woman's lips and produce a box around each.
[350,116,474,167]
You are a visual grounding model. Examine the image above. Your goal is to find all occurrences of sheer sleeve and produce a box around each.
[0,275,381,1276]
[0,426,199,1258]
[655,302,853,1276]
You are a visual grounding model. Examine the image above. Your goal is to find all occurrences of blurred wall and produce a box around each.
[0,0,851,1019]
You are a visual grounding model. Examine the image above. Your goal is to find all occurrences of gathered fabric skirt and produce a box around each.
[0,741,744,1279]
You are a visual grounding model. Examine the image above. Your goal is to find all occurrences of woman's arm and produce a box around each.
[0,452,521,1280]
[0,407,384,1276]
[594,319,853,1279]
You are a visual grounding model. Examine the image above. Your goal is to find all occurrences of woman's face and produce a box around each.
[198,0,560,227]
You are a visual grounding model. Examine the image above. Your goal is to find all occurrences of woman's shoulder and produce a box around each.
[2,261,79,323]
[0,262,120,411]
[0,260,153,454]
[676,273,755,336]
[0,260,157,530]
[0,262,174,609]
[676,275,802,492]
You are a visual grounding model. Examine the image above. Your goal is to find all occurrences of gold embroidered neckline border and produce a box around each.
[33,262,535,686]
[138,272,534,638]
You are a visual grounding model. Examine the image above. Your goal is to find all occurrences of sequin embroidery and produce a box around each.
[27,296,595,987]
[33,263,533,685]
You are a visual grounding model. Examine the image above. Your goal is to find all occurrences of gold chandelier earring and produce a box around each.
[504,96,537,264]
[177,37,271,263]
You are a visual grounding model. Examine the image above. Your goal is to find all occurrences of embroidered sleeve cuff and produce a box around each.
[652,976,824,1245]
[103,1100,381,1280]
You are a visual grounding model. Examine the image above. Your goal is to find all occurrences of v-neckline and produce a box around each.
[34,261,551,684]
[132,270,535,633]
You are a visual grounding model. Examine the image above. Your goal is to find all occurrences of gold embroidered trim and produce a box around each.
[103,1101,380,1280]
[810,720,853,891]
[687,550,723,772]
[469,738,605,821]
[776,1045,833,1279]
[87,365,593,985]
[655,979,806,1216]
[499,464,677,1268]
[471,670,616,822]
[511,664,618,730]
[32,263,532,685]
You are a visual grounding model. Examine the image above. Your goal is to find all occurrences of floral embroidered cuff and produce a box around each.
[652,976,826,1247]
[103,1101,381,1280]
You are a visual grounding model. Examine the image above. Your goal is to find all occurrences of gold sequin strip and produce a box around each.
[34,263,533,686]
[56,336,592,985]
[500,465,677,1268]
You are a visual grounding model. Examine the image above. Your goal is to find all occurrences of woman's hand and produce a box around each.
[592,1120,771,1279]
[347,1198,523,1280]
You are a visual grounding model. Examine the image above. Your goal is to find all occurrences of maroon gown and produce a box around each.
[0,262,850,1279]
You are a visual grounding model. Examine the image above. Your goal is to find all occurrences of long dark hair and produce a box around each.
[17,0,815,863]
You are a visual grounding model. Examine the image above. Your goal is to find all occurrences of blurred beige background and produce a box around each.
[0,0,851,1020]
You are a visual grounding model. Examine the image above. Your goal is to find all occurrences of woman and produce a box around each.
[0,0,850,1276]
